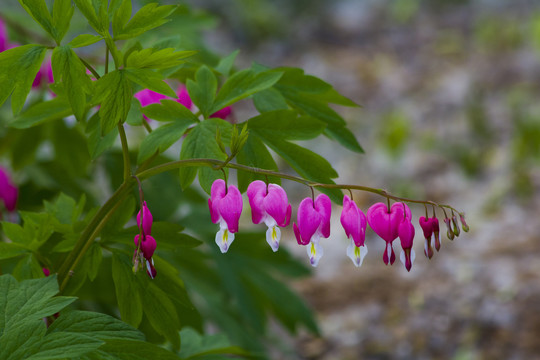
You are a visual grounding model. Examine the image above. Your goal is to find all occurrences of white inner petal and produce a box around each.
[266,225,280,252]
[346,240,368,267]
[263,216,277,228]
[215,228,235,253]
[307,241,324,267]
[400,249,406,266]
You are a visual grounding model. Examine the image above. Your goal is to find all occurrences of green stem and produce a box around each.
[79,57,101,79]
[118,124,131,182]
[57,180,134,291]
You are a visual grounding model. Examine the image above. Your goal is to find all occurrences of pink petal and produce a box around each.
[295,198,321,245]
[432,216,441,251]
[367,202,394,243]
[264,184,291,227]
[383,242,396,265]
[0,167,18,212]
[134,89,168,107]
[176,85,193,109]
[136,201,153,236]
[0,19,7,52]
[314,194,331,238]
[209,179,227,224]
[210,106,232,119]
[247,180,267,224]
[340,195,366,247]
[217,184,243,233]
[398,219,415,249]
[419,216,433,239]
[141,235,157,260]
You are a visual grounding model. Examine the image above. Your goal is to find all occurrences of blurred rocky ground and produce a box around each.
[192,0,540,358]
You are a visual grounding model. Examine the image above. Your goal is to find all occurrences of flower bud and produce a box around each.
[451,215,460,237]
[460,213,470,232]
[432,216,441,251]
[444,218,455,240]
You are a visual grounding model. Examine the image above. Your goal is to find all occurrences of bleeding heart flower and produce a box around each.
[367,202,411,265]
[134,234,157,260]
[419,216,434,259]
[293,194,331,267]
[398,219,416,271]
[340,195,368,267]
[208,179,243,253]
[0,167,18,213]
[247,180,291,252]
[136,201,153,236]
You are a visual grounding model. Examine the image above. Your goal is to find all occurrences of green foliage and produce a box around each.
[0,1,366,358]
[0,274,183,360]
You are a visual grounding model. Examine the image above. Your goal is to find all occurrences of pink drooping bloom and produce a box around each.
[42,268,50,277]
[133,201,157,278]
[293,194,331,267]
[0,167,18,213]
[398,218,416,272]
[247,180,291,252]
[32,58,54,89]
[367,202,411,265]
[340,195,368,267]
[136,201,153,236]
[419,216,434,259]
[208,179,243,253]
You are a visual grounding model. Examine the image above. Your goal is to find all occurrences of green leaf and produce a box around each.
[252,88,289,113]
[18,0,56,40]
[1,221,31,246]
[253,135,342,203]
[236,135,279,193]
[210,69,283,114]
[141,99,199,123]
[138,119,194,164]
[179,328,252,359]
[68,34,103,48]
[0,275,76,337]
[24,332,103,360]
[52,0,74,43]
[12,253,43,280]
[125,68,176,98]
[179,118,231,192]
[324,125,364,153]
[94,70,132,134]
[151,222,202,249]
[126,48,196,69]
[86,243,103,281]
[52,120,90,177]
[247,110,326,140]
[0,45,47,114]
[52,45,92,121]
[86,111,119,159]
[47,310,144,341]
[215,49,239,76]
[112,0,131,37]
[139,281,180,349]
[0,242,28,260]
[186,65,217,119]
[73,0,103,34]
[111,254,143,327]
[115,3,176,40]
[10,96,72,129]
[93,339,182,359]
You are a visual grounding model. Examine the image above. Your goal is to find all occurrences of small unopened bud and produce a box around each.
[460,213,469,232]
[444,218,455,240]
[432,216,441,251]
[452,215,460,237]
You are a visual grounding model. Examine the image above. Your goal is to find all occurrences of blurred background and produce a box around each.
[2,0,540,358]
[182,0,540,358]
